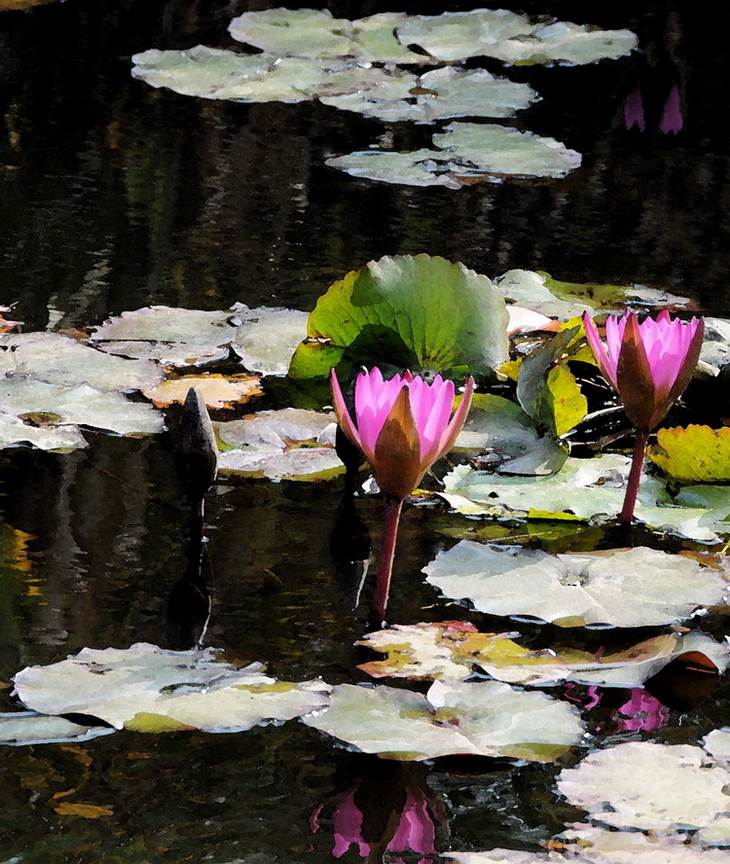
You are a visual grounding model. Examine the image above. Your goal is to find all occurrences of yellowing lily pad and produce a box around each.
[143,375,263,409]
[423,541,729,628]
[13,643,331,733]
[647,425,730,483]
[302,680,584,762]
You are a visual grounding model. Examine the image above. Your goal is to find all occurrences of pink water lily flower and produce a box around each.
[583,309,704,432]
[330,368,474,501]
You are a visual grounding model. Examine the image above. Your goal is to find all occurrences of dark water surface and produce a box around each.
[2,1,730,861]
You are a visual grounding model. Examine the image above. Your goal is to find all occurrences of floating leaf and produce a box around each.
[699,317,730,374]
[423,541,729,628]
[216,408,343,481]
[54,802,114,819]
[454,394,567,476]
[358,624,729,686]
[560,824,730,862]
[143,375,263,409]
[302,680,584,762]
[647,426,730,483]
[288,254,509,380]
[0,413,88,451]
[322,66,537,123]
[496,270,596,319]
[13,643,331,732]
[557,740,730,833]
[0,711,115,747]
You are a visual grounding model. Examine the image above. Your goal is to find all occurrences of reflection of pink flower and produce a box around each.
[331,788,369,858]
[622,87,645,132]
[617,688,670,732]
[660,85,684,135]
[331,368,474,500]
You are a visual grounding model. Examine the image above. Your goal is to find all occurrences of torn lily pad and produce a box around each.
[91,304,307,375]
[216,408,343,481]
[13,643,331,733]
[143,375,263,409]
[423,541,729,628]
[302,680,584,762]
[322,66,537,123]
[557,740,730,833]
[357,624,729,686]
[0,711,115,747]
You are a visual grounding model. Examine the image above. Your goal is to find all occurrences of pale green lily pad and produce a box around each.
[322,66,537,123]
[496,270,596,319]
[357,625,728,686]
[0,331,164,392]
[302,680,584,762]
[13,643,331,733]
[453,394,567,476]
[131,45,410,104]
[0,711,115,747]
[443,852,544,863]
[557,741,730,833]
[91,304,307,375]
[0,413,88,451]
[699,317,730,374]
[423,542,729,628]
[228,9,418,64]
[216,408,343,481]
[325,149,469,189]
[560,824,730,862]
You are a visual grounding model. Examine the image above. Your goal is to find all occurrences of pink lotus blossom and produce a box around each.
[330,368,474,501]
[583,309,703,432]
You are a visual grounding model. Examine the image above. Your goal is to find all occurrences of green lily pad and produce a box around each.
[423,541,729,627]
[557,740,730,833]
[216,408,344,481]
[0,711,115,747]
[13,643,331,733]
[357,624,728,686]
[302,680,584,762]
[496,270,596,319]
[648,426,730,483]
[453,394,567,476]
[321,66,537,123]
[228,9,418,64]
[288,254,509,380]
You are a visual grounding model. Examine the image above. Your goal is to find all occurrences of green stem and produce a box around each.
[369,497,404,627]
[619,428,650,524]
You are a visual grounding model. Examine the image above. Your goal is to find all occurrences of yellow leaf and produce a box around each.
[647,425,730,482]
[143,375,263,409]
[124,713,191,733]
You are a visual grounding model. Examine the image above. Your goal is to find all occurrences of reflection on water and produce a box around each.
[3,0,730,861]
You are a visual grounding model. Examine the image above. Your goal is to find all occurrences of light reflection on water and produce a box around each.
[2,0,730,861]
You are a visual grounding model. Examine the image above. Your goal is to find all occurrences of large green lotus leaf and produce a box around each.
[488,20,638,66]
[357,625,728,687]
[454,394,566,476]
[516,328,587,437]
[13,643,331,733]
[91,304,307,375]
[289,255,509,380]
[423,541,729,628]
[557,741,730,833]
[0,413,88,451]
[0,379,163,439]
[216,408,344,481]
[647,426,730,483]
[0,711,115,747]
[302,680,584,762]
[132,45,406,103]
[322,67,537,123]
[432,123,582,179]
[228,9,418,64]
[0,332,164,392]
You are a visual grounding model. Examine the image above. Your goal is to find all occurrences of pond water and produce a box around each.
[2,1,730,862]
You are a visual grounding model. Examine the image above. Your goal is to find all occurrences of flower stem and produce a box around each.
[619,428,650,524]
[369,497,404,627]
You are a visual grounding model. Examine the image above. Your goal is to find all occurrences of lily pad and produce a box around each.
[423,542,729,628]
[0,711,115,747]
[91,304,307,375]
[13,643,331,733]
[496,270,596,319]
[228,9,418,64]
[289,254,508,380]
[216,408,344,481]
[143,375,263,409]
[699,317,730,374]
[322,66,537,123]
[647,426,730,483]
[302,680,584,762]
[560,824,730,862]
[0,413,88,451]
[357,624,729,686]
[453,394,567,476]
[557,740,730,833]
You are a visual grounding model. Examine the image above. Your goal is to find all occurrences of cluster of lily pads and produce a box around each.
[5,253,730,858]
[131,7,638,187]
